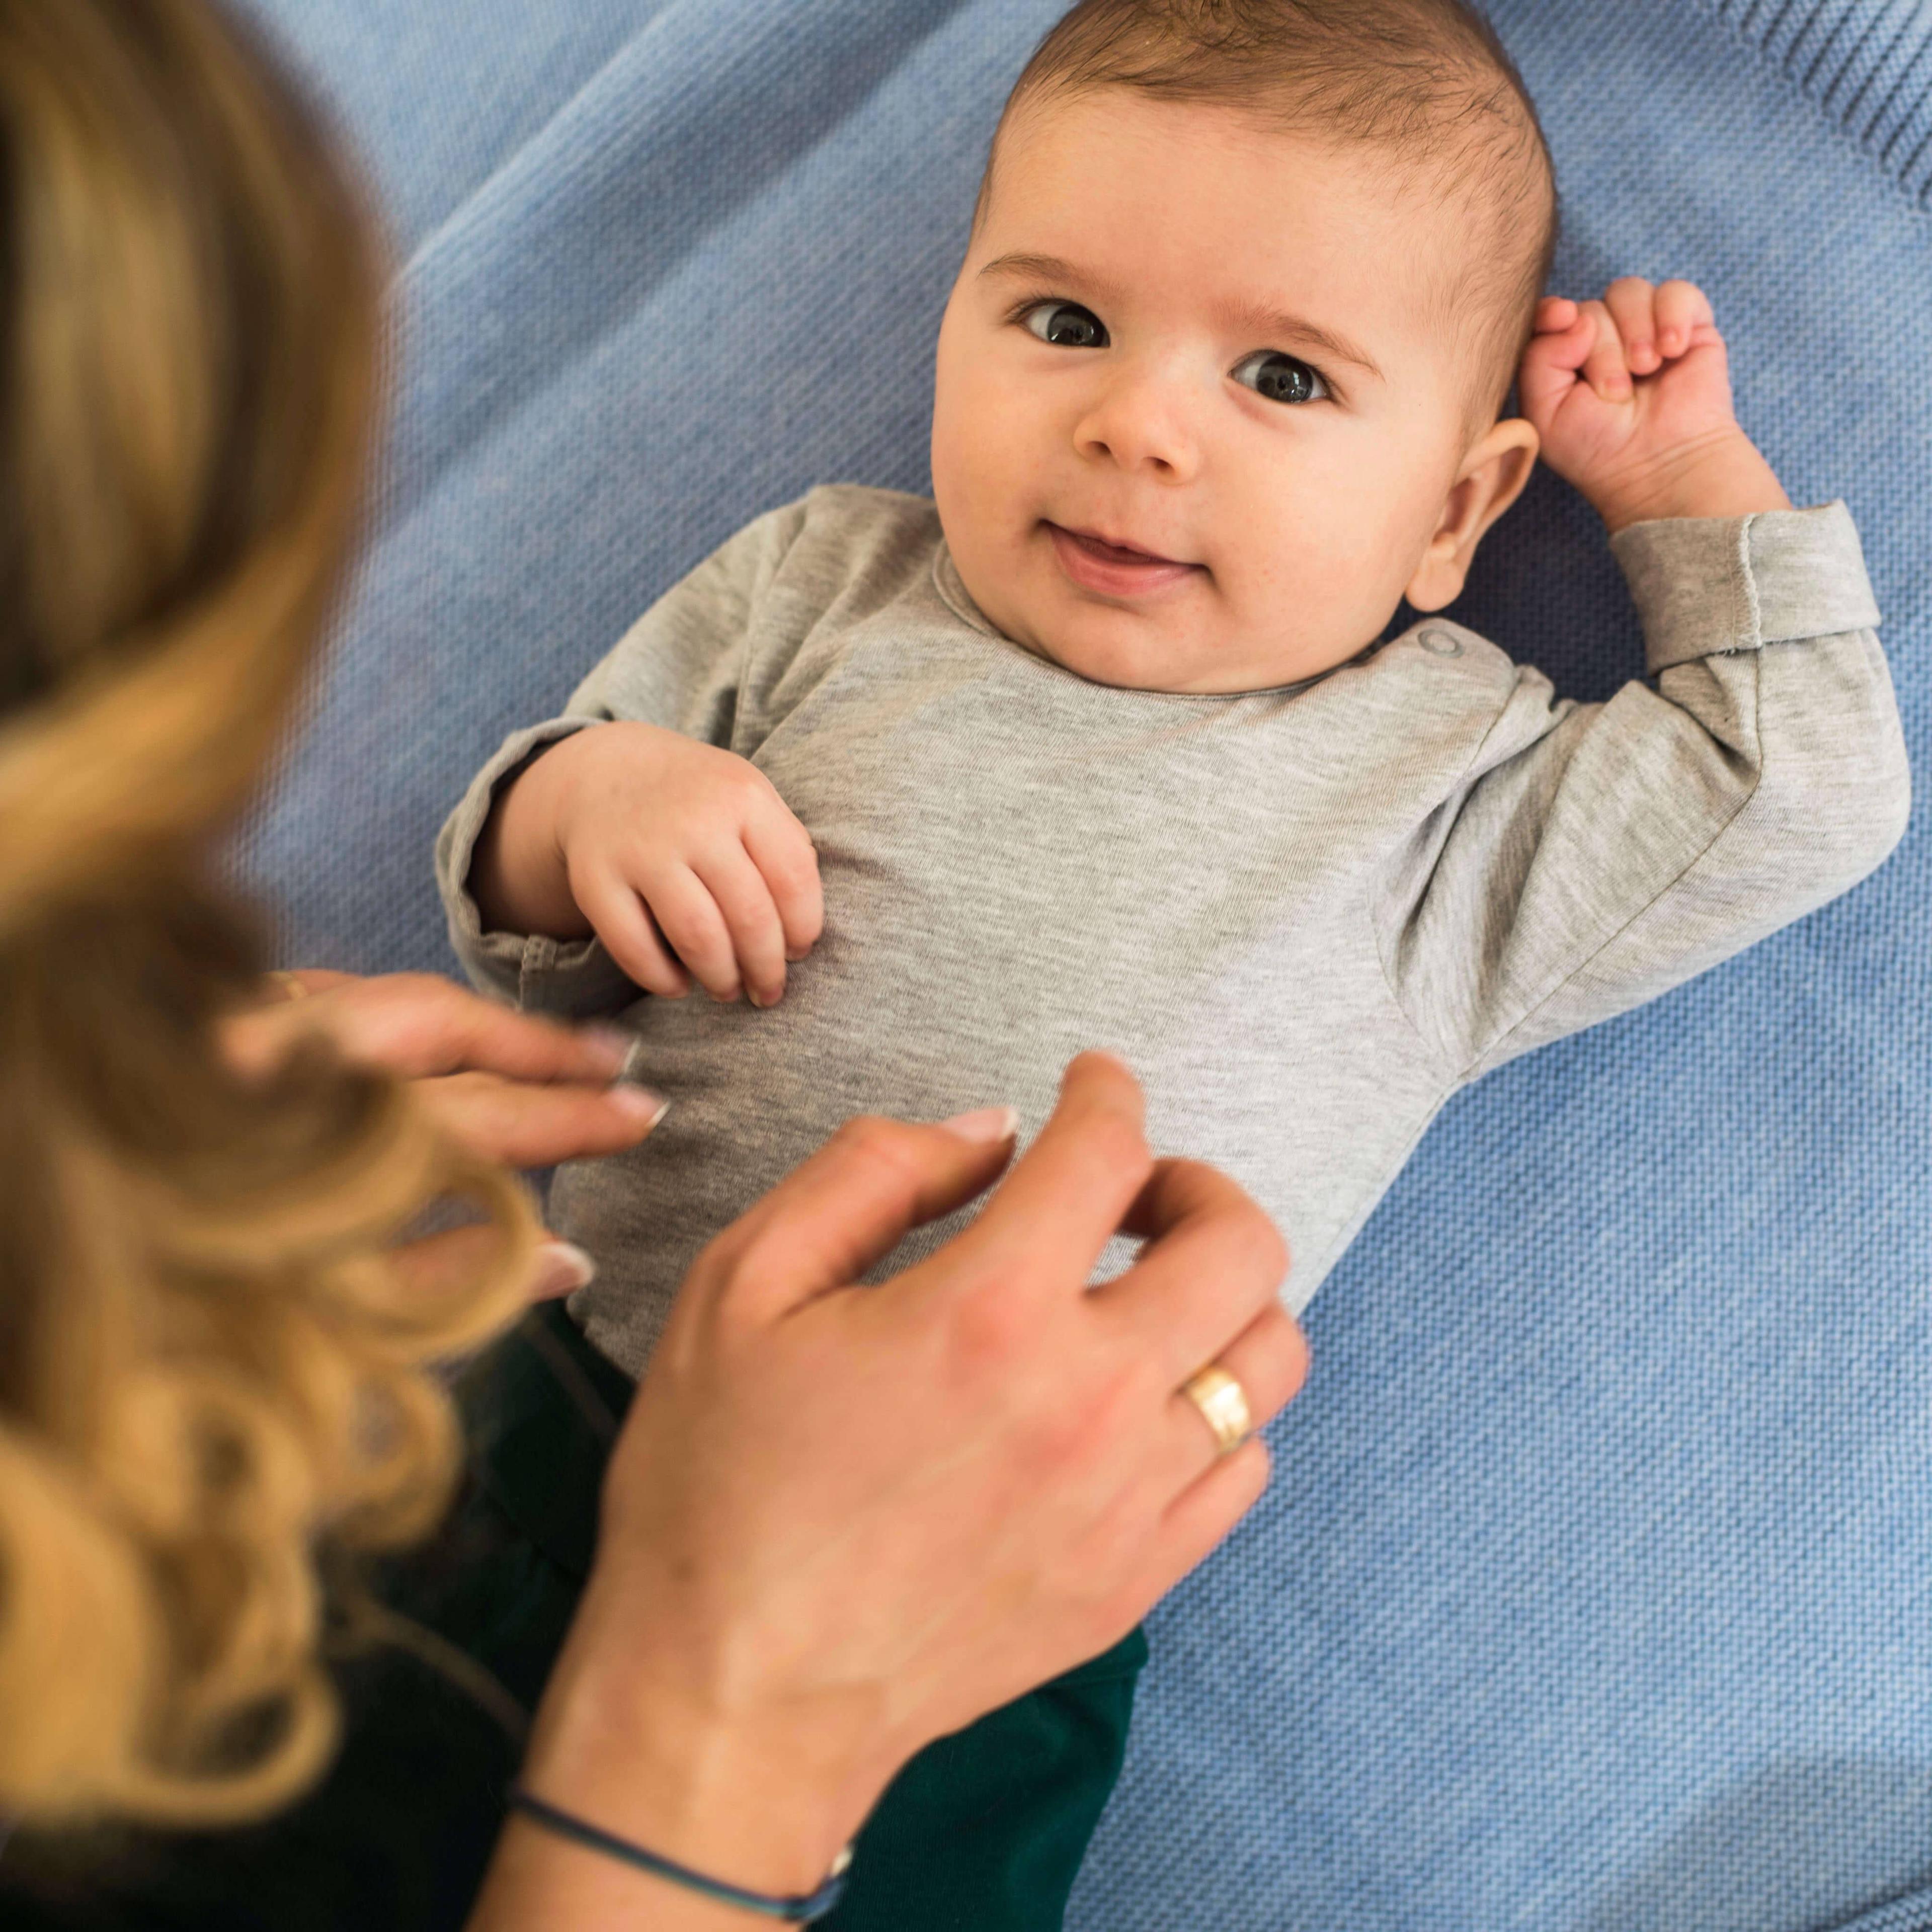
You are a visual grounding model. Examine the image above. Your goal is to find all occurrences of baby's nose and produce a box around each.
[1072,368,1203,480]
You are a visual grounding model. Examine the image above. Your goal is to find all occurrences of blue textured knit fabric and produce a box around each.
[231,2,1932,1925]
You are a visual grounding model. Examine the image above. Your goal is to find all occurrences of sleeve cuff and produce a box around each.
[434,718,642,1020]
[1610,500,1881,674]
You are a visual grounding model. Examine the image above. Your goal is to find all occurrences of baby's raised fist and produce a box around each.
[1518,276,1789,532]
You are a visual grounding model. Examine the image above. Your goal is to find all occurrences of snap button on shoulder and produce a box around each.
[1418,627,1464,658]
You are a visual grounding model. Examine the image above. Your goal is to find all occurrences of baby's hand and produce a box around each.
[1518,279,1790,533]
[547,722,823,1007]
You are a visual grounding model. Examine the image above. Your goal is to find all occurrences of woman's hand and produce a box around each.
[220,969,666,1299]
[474,1053,1308,1927]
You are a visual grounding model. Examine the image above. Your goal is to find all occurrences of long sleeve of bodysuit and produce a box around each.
[435,498,810,1018]
[1374,501,1911,1080]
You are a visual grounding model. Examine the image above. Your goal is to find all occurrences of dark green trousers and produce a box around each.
[425,1303,1147,1929]
[0,1306,1142,1931]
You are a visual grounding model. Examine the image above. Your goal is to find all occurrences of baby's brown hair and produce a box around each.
[977,0,1558,432]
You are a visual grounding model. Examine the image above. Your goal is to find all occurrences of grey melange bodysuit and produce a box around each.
[437,486,1909,1377]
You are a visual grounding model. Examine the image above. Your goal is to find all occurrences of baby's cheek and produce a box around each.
[937,401,1039,553]
[1230,482,1411,659]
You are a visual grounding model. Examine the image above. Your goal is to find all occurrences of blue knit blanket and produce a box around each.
[236,4,1932,1924]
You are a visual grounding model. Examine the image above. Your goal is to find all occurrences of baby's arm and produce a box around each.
[1377,281,1909,1076]
[475,722,822,1010]
[1520,278,1790,530]
[437,497,821,1019]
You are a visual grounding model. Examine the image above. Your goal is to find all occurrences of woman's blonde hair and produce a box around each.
[0,0,537,1826]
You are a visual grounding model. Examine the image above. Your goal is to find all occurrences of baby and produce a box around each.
[439,0,1908,1919]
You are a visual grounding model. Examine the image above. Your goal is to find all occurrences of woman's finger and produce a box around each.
[690,840,790,1009]
[946,1052,1154,1299]
[277,968,359,995]
[392,1225,597,1308]
[1144,1435,1274,1597]
[226,972,634,1085]
[697,1110,1021,1325]
[1603,276,1658,374]
[1096,1156,1289,1382]
[413,1070,669,1169]
[1158,1302,1308,1486]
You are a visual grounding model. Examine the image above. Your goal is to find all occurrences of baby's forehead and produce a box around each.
[996,96,1495,318]
[999,89,1514,256]
[989,88,1545,407]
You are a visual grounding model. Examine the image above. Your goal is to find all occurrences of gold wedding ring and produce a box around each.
[269,971,310,1002]
[1179,1364,1253,1457]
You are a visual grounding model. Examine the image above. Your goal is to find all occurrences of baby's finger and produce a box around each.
[1603,277,1658,375]
[576,869,691,1000]
[1533,294,1580,336]
[1516,305,1593,426]
[1578,299,1632,401]
[691,841,790,1008]
[642,863,743,1002]
[1654,279,1714,358]
[742,808,824,964]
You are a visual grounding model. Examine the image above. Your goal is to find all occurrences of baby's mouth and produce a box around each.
[1044,522,1203,597]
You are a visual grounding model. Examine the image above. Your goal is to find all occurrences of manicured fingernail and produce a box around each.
[612,1086,671,1131]
[582,1024,638,1076]
[941,1105,1020,1145]
[532,1240,596,1300]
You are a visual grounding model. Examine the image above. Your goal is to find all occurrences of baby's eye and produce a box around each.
[1022,301,1109,349]
[1233,351,1328,405]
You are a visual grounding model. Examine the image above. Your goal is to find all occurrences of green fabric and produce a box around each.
[453,1301,1148,1932]
[0,1304,1142,1929]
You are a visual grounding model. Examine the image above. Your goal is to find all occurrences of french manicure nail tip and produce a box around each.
[535,1241,597,1294]
[941,1105,1021,1144]
[583,1023,640,1073]
[613,1086,672,1129]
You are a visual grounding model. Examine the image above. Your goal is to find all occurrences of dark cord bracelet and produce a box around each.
[506,1787,853,1922]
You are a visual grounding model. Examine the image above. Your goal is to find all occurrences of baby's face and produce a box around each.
[932,93,1514,694]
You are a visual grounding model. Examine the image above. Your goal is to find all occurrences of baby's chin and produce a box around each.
[954,536,1327,693]
[1018,596,1299,695]
[1021,618,1225,693]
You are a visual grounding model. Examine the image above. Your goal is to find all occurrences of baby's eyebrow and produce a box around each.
[978,251,1384,382]
[978,250,1092,286]
[1213,298,1385,382]
[974,249,1112,297]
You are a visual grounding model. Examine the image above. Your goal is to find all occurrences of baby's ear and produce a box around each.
[1406,418,1539,612]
